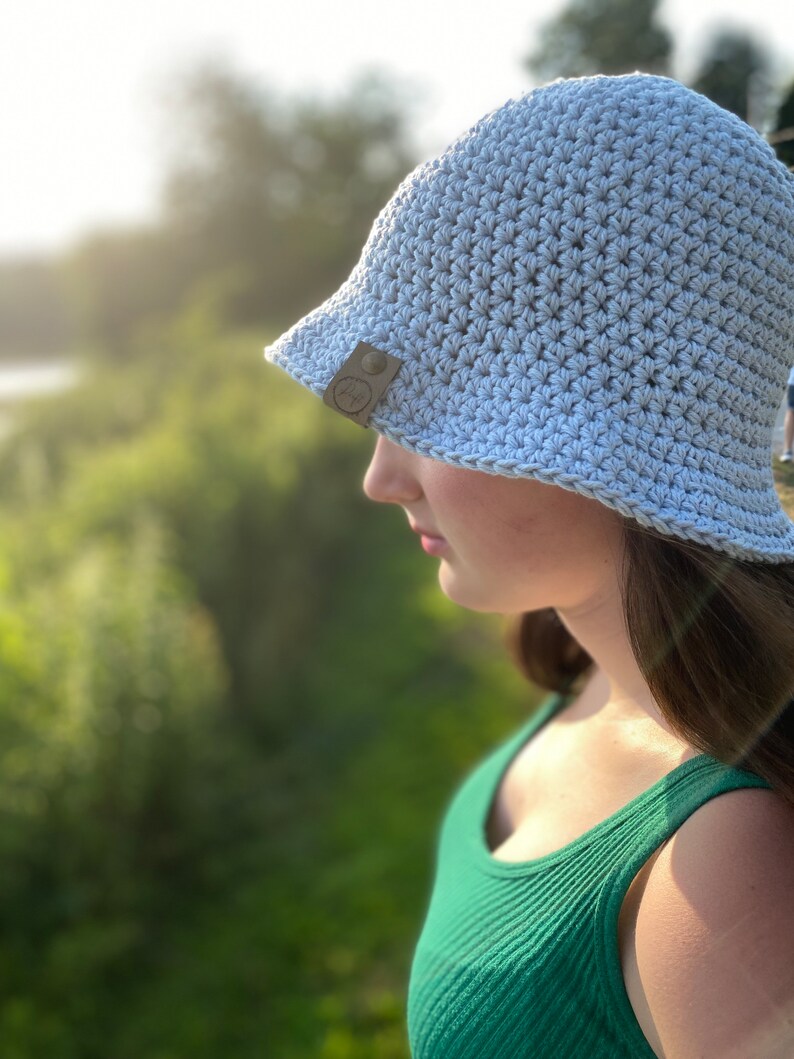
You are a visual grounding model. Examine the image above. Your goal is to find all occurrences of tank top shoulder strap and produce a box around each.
[593,757,774,1051]
[616,753,774,877]
[596,757,774,965]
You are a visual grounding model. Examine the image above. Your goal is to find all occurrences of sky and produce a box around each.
[3,0,794,258]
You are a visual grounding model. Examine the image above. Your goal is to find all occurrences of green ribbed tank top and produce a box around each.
[407,688,774,1058]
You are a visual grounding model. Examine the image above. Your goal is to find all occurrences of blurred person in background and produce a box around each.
[779,362,794,461]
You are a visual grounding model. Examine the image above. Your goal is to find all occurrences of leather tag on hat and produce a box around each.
[322,341,403,427]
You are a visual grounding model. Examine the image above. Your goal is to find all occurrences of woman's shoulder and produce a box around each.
[632,786,794,1058]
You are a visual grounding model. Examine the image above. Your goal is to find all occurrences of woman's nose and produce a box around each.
[362,435,421,505]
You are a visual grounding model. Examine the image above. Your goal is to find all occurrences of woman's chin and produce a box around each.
[437,567,509,614]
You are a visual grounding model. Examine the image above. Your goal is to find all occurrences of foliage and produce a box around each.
[523,0,673,82]
[0,512,231,1055]
[689,27,772,126]
[0,299,539,1056]
[47,60,423,363]
[2,39,793,1057]
[3,44,794,369]
[0,255,77,360]
[55,224,201,364]
[771,78,794,169]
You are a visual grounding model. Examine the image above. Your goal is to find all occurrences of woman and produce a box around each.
[264,73,794,1058]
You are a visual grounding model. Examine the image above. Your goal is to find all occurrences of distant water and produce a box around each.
[0,359,82,441]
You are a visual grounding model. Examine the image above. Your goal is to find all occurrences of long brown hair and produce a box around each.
[503,517,794,805]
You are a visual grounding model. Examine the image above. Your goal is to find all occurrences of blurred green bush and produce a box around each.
[0,293,538,1057]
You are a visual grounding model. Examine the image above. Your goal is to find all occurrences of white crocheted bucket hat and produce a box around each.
[263,72,794,563]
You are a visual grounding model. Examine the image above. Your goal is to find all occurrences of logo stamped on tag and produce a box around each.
[331,375,372,414]
[322,342,403,427]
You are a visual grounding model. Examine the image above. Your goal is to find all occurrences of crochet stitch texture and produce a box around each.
[263,73,794,562]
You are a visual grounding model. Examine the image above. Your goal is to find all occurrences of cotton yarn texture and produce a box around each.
[263,72,794,563]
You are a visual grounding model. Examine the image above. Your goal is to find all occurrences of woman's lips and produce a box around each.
[407,520,449,555]
[420,534,449,556]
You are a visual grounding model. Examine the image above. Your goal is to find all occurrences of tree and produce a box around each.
[768,78,794,170]
[523,0,673,83]
[0,255,77,360]
[153,56,423,332]
[689,27,772,128]
[51,57,426,361]
[57,224,195,362]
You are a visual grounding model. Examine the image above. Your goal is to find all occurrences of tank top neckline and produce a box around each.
[474,687,716,876]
